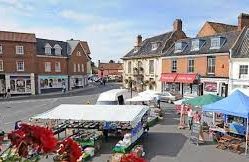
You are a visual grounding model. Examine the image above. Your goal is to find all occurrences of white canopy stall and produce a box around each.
[126,95,154,102]
[31,104,149,127]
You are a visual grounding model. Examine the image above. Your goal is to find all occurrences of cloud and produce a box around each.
[59,10,99,22]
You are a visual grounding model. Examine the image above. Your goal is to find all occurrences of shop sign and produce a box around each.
[160,73,177,82]
[204,82,217,92]
[189,123,201,146]
[175,74,197,83]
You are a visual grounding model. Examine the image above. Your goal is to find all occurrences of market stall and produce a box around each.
[30,104,149,160]
[203,90,249,155]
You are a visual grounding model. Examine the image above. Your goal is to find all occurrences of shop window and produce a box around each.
[207,57,216,74]
[0,45,2,54]
[74,64,76,72]
[128,61,132,73]
[239,65,248,78]
[10,80,15,91]
[45,62,51,72]
[55,62,61,72]
[171,59,177,73]
[0,60,3,71]
[78,64,80,72]
[16,46,24,55]
[187,59,194,73]
[149,60,154,74]
[16,61,24,71]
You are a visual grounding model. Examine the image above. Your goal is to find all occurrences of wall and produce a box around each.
[197,23,217,37]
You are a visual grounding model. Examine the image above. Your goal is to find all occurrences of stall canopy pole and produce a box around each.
[245,116,249,155]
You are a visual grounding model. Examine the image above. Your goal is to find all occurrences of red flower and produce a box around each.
[121,153,146,162]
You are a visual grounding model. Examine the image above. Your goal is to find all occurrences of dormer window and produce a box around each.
[45,43,52,55]
[151,42,159,51]
[174,42,187,53]
[191,39,200,51]
[210,37,222,49]
[54,44,62,55]
[133,46,139,53]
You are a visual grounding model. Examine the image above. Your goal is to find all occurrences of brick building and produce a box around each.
[161,13,249,97]
[122,19,186,92]
[0,31,91,95]
[0,31,36,95]
[98,60,123,80]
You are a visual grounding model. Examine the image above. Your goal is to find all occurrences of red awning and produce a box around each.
[160,73,178,82]
[175,74,197,83]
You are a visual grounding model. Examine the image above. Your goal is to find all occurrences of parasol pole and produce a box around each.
[245,116,249,155]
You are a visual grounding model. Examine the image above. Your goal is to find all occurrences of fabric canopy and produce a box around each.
[160,73,177,82]
[203,90,249,118]
[175,74,197,83]
[31,104,149,127]
[183,94,223,107]
[138,90,161,98]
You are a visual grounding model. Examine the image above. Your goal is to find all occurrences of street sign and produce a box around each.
[189,123,201,146]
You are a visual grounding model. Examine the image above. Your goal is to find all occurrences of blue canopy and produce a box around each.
[203,90,249,118]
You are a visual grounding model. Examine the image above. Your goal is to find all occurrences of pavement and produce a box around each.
[1,84,249,162]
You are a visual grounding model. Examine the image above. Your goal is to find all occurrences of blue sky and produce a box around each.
[0,0,249,63]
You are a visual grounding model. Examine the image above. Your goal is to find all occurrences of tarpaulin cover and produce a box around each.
[183,94,223,107]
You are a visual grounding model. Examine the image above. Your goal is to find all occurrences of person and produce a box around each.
[187,108,193,130]
[62,84,66,94]
[6,87,10,99]
[15,120,22,130]
[193,111,201,123]
[155,95,161,108]
[103,129,109,142]
[103,78,106,85]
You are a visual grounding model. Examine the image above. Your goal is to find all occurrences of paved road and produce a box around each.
[0,83,121,131]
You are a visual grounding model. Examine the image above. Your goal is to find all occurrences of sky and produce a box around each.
[0,0,249,64]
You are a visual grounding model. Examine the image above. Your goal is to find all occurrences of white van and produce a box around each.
[96,89,131,105]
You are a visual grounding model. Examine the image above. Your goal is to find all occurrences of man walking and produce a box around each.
[187,108,193,130]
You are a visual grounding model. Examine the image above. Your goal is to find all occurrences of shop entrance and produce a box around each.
[0,74,5,95]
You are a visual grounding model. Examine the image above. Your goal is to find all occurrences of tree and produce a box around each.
[109,60,115,63]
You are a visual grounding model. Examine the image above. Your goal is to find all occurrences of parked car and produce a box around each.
[160,92,182,103]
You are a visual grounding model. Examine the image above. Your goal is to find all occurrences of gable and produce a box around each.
[70,42,90,60]
[197,22,217,37]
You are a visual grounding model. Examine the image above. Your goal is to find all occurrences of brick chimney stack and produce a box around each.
[238,13,249,31]
[136,35,142,47]
[98,60,101,67]
[173,19,182,31]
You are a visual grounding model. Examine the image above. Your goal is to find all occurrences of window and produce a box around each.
[54,44,62,55]
[207,57,216,74]
[81,64,84,72]
[151,42,159,50]
[187,59,194,73]
[16,46,24,55]
[0,45,2,54]
[210,38,221,49]
[149,60,154,74]
[74,64,76,72]
[0,60,3,71]
[133,47,139,53]
[45,62,51,72]
[128,61,132,73]
[45,43,51,54]
[77,51,81,56]
[191,39,199,51]
[78,64,80,72]
[239,65,248,76]
[171,59,177,73]
[55,62,61,72]
[16,61,24,71]
[175,42,182,52]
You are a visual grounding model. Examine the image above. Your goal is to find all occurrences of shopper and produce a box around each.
[193,111,201,123]
[155,95,161,108]
[6,87,10,99]
[187,108,193,130]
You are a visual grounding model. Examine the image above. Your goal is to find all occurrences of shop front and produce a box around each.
[70,75,88,89]
[161,73,180,94]
[161,73,200,96]
[5,73,35,95]
[200,77,228,97]
[38,75,68,94]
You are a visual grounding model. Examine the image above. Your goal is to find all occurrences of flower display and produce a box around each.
[54,138,82,162]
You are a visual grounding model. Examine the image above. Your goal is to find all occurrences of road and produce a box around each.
[0,83,121,131]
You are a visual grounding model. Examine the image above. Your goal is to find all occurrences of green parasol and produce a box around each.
[182,94,224,108]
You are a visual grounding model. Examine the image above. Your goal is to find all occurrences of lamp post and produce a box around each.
[128,78,133,98]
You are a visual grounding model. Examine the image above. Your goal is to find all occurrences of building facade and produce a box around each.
[122,19,186,92]
[98,61,123,81]
[0,31,36,95]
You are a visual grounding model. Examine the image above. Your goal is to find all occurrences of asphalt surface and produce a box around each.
[1,84,248,162]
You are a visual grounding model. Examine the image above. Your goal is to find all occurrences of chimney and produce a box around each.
[136,35,142,47]
[98,60,101,67]
[238,13,249,31]
[173,19,182,31]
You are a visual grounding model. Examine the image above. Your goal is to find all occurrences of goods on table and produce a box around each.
[131,145,145,157]
[111,153,125,162]
[113,133,132,153]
